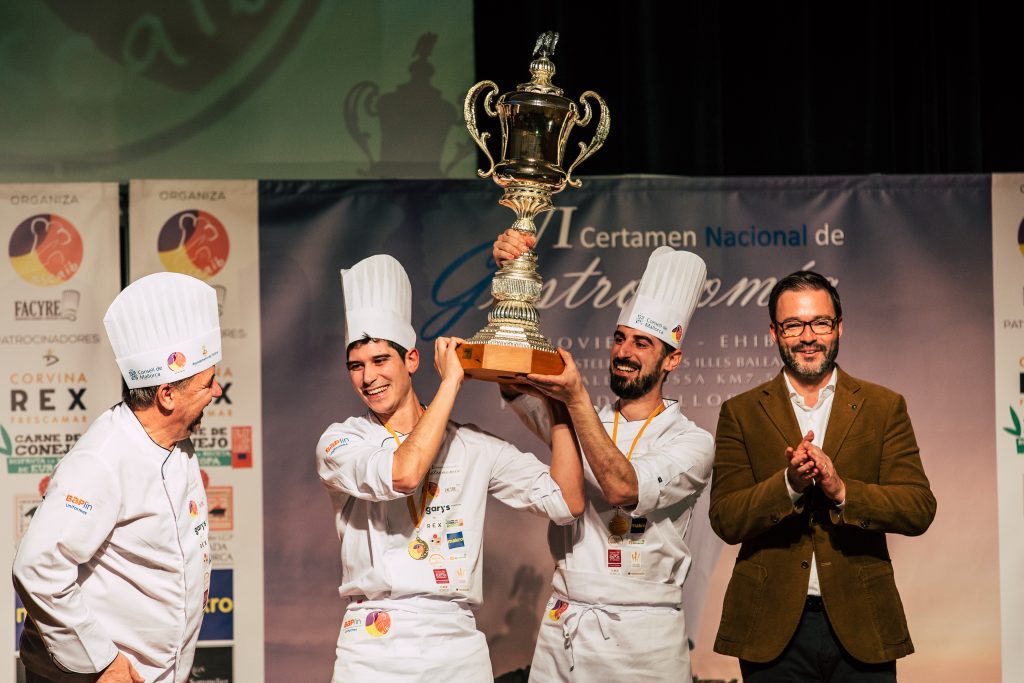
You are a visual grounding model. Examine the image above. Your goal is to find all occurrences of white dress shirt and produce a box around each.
[782,368,838,597]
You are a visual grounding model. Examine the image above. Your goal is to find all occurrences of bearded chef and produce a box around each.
[316,254,584,682]
[14,272,223,683]
[495,235,718,682]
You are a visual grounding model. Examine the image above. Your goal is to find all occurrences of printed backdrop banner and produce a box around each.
[0,183,122,676]
[129,180,263,682]
[259,176,997,682]
[991,174,1024,682]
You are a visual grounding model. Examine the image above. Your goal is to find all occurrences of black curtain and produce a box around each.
[474,1,1023,176]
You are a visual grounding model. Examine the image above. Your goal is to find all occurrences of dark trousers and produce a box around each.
[740,597,897,683]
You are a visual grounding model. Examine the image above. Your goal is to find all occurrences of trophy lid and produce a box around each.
[517,31,564,97]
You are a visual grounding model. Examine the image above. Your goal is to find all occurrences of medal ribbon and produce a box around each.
[611,401,667,461]
[381,422,434,529]
[608,401,665,535]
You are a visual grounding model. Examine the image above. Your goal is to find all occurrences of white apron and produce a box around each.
[529,568,690,682]
[333,597,492,682]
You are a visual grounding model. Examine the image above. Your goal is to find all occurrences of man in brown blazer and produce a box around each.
[710,271,936,682]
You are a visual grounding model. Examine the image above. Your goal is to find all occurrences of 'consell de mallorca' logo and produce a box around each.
[8,214,84,286]
[158,209,230,280]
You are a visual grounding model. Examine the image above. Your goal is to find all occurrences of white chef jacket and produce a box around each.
[13,403,211,683]
[316,412,575,680]
[510,395,714,681]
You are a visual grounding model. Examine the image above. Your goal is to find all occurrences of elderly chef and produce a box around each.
[494,235,718,682]
[14,272,222,683]
[316,254,584,682]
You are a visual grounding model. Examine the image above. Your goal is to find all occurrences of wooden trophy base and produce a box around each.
[457,342,565,383]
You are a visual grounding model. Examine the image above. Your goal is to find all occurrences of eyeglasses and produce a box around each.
[774,317,840,338]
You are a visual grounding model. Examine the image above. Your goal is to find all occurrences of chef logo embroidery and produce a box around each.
[64,494,92,515]
[364,610,391,638]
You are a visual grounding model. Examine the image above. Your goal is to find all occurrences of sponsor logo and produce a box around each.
[207,486,233,532]
[231,425,252,468]
[445,518,464,529]
[671,325,683,344]
[167,352,187,372]
[608,549,622,568]
[433,568,450,584]
[189,499,199,519]
[548,599,568,622]
[189,645,232,682]
[64,493,92,515]
[630,517,648,534]
[158,209,230,279]
[8,214,83,286]
[446,531,465,549]
[1005,407,1024,454]
[199,569,234,641]
[129,365,163,384]
[13,290,80,322]
[424,504,450,515]
[364,610,391,638]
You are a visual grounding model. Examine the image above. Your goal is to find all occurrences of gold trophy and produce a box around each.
[459,31,609,382]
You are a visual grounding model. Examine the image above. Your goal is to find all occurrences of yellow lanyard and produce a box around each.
[611,401,666,461]
[382,422,434,529]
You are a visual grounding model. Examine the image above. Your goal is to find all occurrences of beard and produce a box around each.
[609,358,662,400]
[778,337,839,383]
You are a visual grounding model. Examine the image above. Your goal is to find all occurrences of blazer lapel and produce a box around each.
[823,367,863,464]
[759,373,803,447]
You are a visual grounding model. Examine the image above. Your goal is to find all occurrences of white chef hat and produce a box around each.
[104,272,222,389]
[340,254,416,351]
[617,247,707,349]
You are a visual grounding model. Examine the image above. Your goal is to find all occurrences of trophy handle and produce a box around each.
[464,80,501,179]
[343,81,380,175]
[565,90,610,188]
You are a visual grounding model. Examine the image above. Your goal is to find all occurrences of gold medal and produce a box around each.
[408,537,428,560]
[382,423,434,563]
[608,513,630,536]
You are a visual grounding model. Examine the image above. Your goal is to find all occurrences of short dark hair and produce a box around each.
[657,338,675,363]
[121,376,194,411]
[346,334,410,361]
[768,271,842,323]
